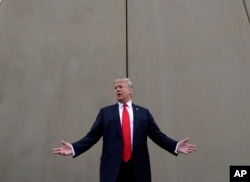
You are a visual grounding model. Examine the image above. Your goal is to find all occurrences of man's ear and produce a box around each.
[129,88,133,94]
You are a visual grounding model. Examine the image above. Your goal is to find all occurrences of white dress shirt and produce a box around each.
[118,100,134,149]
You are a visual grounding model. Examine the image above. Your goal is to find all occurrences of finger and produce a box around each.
[189,145,198,150]
[52,150,61,154]
[188,144,198,149]
[187,149,195,153]
[52,148,61,152]
[183,138,190,143]
[61,151,70,156]
[61,140,70,147]
[182,151,188,155]
[179,138,189,145]
[187,147,197,152]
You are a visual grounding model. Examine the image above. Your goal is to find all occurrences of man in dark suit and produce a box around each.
[53,78,198,182]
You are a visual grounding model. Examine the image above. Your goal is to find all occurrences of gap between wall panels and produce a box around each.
[243,0,250,24]
[125,0,129,78]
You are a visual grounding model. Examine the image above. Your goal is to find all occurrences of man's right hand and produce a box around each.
[52,140,73,156]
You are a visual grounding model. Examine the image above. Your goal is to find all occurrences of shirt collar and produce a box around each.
[118,100,132,109]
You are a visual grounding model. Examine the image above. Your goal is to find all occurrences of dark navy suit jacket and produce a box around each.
[72,103,178,182]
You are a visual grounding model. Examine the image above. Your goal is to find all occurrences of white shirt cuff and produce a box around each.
[175,142,180,154]
[70,144,75,156]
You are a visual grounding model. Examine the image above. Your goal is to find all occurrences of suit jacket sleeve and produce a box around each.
[146,109,178,156]
[71,109,103,158]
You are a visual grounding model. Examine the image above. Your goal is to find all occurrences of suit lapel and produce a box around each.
[113,104,122,137]
[132,104,140,142]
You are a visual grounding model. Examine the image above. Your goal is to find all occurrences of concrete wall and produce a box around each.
[129,1,250,181]
[0,0,126,181]
[0,0,250,181]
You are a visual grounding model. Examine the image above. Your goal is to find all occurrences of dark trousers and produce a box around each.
[116,160,135,182]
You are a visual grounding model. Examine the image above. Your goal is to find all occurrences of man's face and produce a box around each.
[114,80,132,103]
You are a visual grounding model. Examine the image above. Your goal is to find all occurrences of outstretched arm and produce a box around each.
[52,140,73,156]
[177,138,198,155]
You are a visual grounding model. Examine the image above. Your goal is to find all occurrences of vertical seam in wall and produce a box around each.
[125,0,129,78]
[243,0,250,24]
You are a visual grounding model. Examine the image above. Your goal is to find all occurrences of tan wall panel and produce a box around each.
[0,0,125,181]
[128,0,250,182]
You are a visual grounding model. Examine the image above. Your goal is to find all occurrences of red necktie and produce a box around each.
[122,103,131,162]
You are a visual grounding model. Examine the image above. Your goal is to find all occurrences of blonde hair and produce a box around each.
[114,78,133,89]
